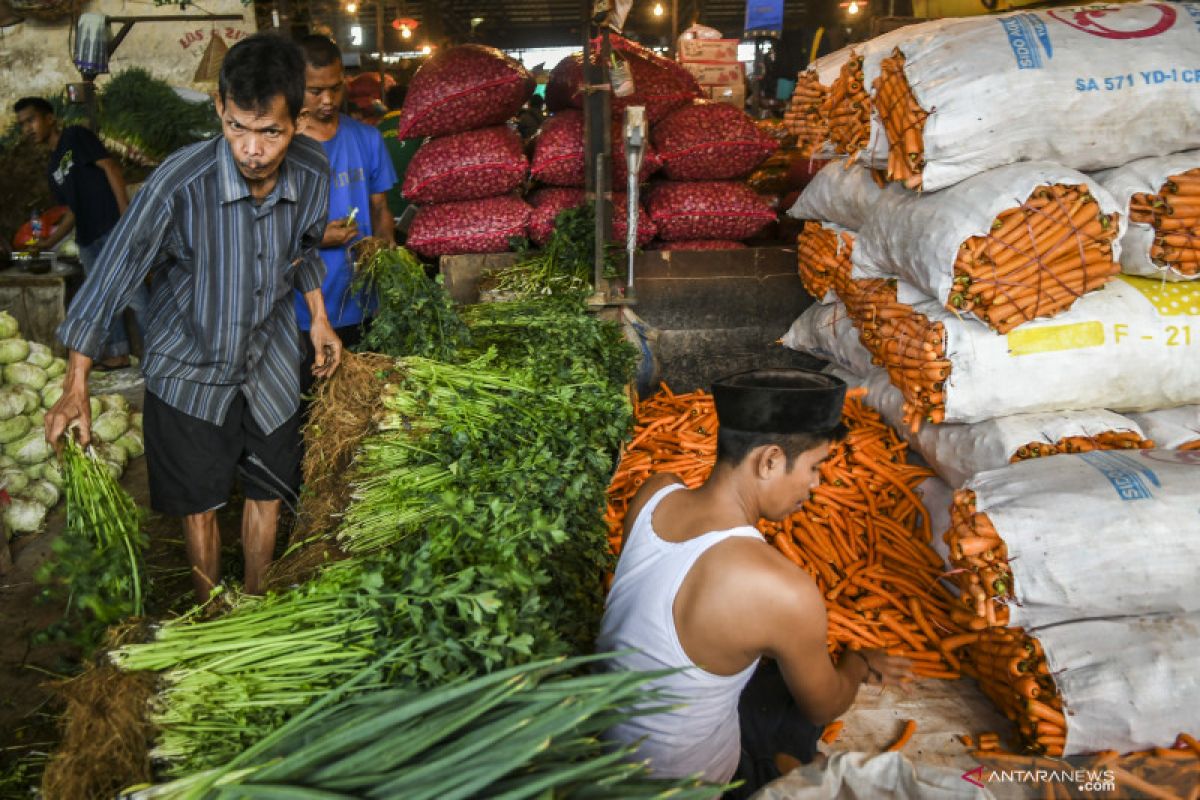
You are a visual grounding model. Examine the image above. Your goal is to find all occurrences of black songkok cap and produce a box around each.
[712,368,847,434]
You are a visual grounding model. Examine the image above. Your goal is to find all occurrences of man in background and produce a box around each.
[375,84,422,231]
[15,96,147,369]
[297,34,396,385]
[515,93,545,142]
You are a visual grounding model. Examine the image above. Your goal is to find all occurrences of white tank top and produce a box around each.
[597,483,764,784]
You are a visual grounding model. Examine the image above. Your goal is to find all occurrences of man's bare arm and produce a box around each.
[97,157,129,214]
[369,192,394,244]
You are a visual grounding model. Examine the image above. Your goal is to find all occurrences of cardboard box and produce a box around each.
[704,83,746,108]
[678,38,739,64]
[682,62,744,86]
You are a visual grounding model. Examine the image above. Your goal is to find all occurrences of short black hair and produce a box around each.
[384,84,407,110]
[13,97,54,116]
[219,33,307,120]
[299,34,343,69]
[716,424,848,469]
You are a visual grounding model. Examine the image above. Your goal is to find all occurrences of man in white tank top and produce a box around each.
[598,369,913,797]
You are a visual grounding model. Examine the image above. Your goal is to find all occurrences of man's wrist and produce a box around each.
[848,650,879,685]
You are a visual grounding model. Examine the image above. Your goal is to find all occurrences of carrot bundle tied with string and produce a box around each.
[796,222,854,302]
[966,627,1066,757]
[607,386,969,674]
[785,72,833,159]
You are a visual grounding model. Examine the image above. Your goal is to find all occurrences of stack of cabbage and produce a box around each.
[0,312,143,535]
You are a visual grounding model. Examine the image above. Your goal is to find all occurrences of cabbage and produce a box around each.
[4,362,48,390]
[17,387,39,414]
[25,342,52,369]
[96,442,128,470]
[0,455,15,470]
[5,431,52,465]
[23,479,59,509]
[101,459,123,481]
[0,388,25,421]
[5,497,46,533]
[28,408,44,428]
[131,411,143,432]
[114,430,144,459]
[0,312,18,340]
[90,397,103,419]
[1,467,29,494]
[0,415,30,445]
[99,394,130,415]
[40,460,64,489]
[93,411,129,443]
[45,357,67,379]
[40,382,63,410]
[0,338,29,365]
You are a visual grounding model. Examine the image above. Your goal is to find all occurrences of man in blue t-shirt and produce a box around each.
[296,35,397,383]
[15,96,148,370]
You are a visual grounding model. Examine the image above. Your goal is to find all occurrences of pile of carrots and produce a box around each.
[796,222,853,301]
[875,50,928,190]
[834,275,951,429]
[784,71,832,159]
[950,184,1122,333]
[606,385,974,676]
[825,52,871,160]
[966,627,1069,757]
[1009,431,1154,461]
[1131,168,1200,276]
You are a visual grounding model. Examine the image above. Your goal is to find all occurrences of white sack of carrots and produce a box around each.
[967,450,1200,628]
[795,221,854,305]
[875,2,1200,191]
[1034,612,1200,756]
[780,301,875,378]
[851,365,1148,487]
[1094,150,1200,281]
[901,276,1200,423]
[824,24,929,167]
[852,162,1125,331]
[785,48,853,159]
[786,160,884,231]
[1125,405,1200,449]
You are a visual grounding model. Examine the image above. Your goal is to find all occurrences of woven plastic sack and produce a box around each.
[646,181,776,242]
[546,53,584,111]
[650,240,747,251]
[530,110,586,187]
[780,301,876,378]
[652,100,778,181]
[787,159,884,231]
[397,45,534,139]
[1126,406,1200,449]
[407,196,531,259]
[402,126,527,204]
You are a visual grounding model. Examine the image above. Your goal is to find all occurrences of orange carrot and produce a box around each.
[887,719,918,752]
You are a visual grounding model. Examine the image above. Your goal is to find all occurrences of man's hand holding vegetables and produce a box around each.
[44,34,341,602]
[598,369,912,796]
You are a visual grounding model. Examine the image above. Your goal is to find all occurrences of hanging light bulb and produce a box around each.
[400,23,412,38]
[652,1,664,15]
[345,1,357,12]
[847,1,860,13]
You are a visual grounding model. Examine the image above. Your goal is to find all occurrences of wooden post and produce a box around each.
[376,1,387,103]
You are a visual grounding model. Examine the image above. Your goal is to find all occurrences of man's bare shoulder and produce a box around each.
[696,536,826,617]
[622,473,687,536]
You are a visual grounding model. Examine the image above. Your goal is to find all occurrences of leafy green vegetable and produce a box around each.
[488,203,624,299]
[351,245,471,361]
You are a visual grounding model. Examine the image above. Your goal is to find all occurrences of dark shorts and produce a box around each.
[725,659,825,799]
[143,391,302,516]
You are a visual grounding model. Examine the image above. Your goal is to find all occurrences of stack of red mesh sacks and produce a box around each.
[530,36,700,249]
[644,97,779,251]
[398,45,535,259]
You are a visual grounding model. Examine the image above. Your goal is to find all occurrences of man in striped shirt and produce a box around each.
[45,34,342,601]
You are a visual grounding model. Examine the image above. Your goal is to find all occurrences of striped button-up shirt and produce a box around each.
[58,134,330,434]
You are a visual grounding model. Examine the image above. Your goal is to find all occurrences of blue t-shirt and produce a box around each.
[294,115,397,330]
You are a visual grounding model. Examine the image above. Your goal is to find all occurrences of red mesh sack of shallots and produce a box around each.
[397,45,534,139]
[646,181,776,241]
[650,240,748,251]
[543,38,700,123]
[527,188,586,245]
[403,127,528,204]
[652,100,778,181]
[530,110,664,188]
[531,111,586,187]
[407,196,532,258]
[546,54,584,111]
[611,36,702,124]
